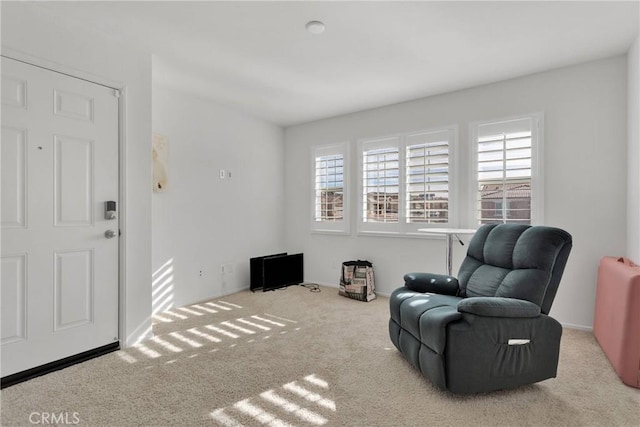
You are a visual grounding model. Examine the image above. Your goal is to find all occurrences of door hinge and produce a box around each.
[114,89,121,98]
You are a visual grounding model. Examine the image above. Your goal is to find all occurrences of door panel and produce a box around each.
[0,254,27,345]
[1,57,119,377]
[53,89,94,122]
[54,249,94,331]
[0,127,27,228]
[54,135,95,226]
[1,75,27,109]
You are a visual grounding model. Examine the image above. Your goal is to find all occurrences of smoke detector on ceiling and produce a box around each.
[306,21,325,34]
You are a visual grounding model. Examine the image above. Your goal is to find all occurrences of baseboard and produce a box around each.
[560,322,593,331]
[1,342,119,389]
[219,286,250,297]
[305,280,337,289]
[306,280,396,297]
[165,286,251,313]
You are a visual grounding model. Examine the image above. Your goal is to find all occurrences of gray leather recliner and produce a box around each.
[389,224,572,394]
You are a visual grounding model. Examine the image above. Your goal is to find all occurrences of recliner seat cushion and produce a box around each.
[390,289,462,354]
[398,293,462,342]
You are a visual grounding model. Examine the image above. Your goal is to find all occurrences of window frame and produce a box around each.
[311,142,350,235]
[469,113,544,226]
[357,126,458,236]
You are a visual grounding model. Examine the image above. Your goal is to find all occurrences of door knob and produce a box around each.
[104,230,117,239]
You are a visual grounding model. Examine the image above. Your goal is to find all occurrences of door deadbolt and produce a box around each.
[105,201,117,220]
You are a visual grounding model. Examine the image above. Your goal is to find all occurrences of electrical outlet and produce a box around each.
[219,169,226,179]
[199,270,203,277]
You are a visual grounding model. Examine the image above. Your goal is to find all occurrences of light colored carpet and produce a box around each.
[1,285,639,426]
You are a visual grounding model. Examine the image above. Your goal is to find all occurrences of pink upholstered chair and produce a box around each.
[594,257,640,388]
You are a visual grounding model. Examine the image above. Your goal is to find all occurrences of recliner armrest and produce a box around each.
[404,273,459,295]
[457,297,541,318]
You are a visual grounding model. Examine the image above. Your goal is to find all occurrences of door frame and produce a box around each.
[1,49,128,349]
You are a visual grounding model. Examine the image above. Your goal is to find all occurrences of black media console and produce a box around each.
[249,253,304,292]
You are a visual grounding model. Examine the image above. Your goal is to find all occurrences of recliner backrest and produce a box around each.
[457,224,572,314]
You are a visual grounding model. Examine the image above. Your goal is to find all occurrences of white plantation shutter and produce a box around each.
[474,115,542,225]
[361,137,400,224]
[315,154,344,221]
[405,130,451,224]
[312,143,349,234]
[358,127,456,235]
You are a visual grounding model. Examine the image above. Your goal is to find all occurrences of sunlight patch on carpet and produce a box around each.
[169,332,203,348]
[282,382,336,412]
[206,302,233,311]
[210,374,334,426]
[153,298,245,325]
[216,301,243,309]
[251,315,285,327]
[152,314,173,323]
[116,351,137,364]
[237,318,271,331]
[188,327,222,343]
[262,313,298,324]
[221,321,256,335]
[210,409,244,427]
[191,304,218,314]
[133,343,161,359]
[205,324,240,339]
[260,390,327,425]
[303,375,328,389]
[177,306,204,316]
[162,310,188,320]
[234,399,294,427]
[151,336,182,353]
[120,313,301,364]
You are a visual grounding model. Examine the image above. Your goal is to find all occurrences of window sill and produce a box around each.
[311,229,350,236]
[356,230,447,240]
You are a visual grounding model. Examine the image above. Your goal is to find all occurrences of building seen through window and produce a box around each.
[479,182,531,223]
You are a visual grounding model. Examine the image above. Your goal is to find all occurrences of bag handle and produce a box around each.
[343,260,373,268]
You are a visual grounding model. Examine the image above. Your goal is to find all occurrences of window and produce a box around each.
[312,143,349,234]
[471,114,543,225]
[359,128,456,235]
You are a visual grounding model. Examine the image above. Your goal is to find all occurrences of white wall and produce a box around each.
[628,36,640,263]
[1,3,153,346]
[152,85,284,310]
[284,56,628,329]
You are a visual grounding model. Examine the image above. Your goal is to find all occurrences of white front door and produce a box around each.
[1,57,120,377]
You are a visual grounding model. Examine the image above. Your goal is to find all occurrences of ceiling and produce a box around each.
[28,1,640,127]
